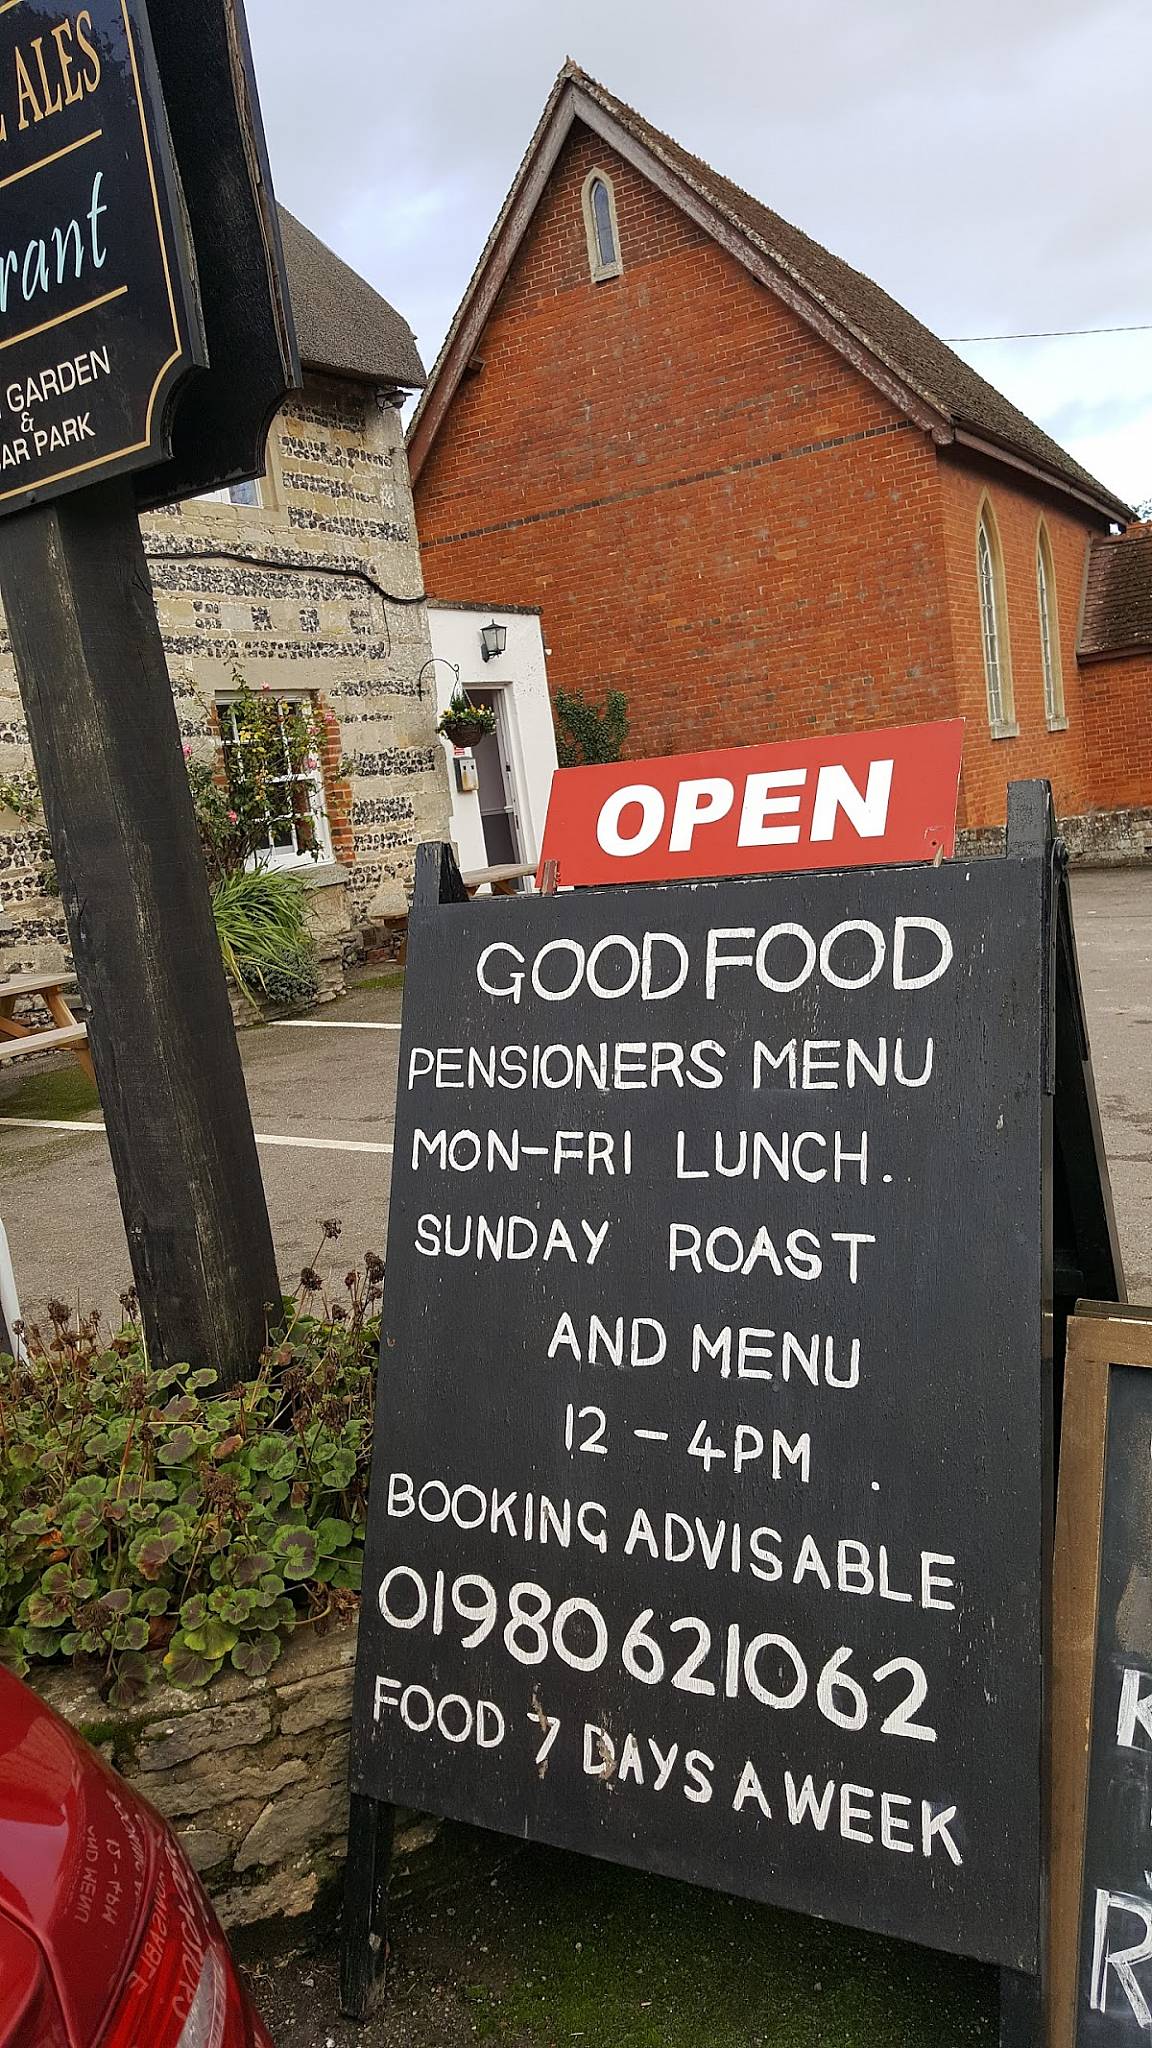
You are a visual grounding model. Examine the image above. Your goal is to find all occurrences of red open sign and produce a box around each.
[538,721,964,888]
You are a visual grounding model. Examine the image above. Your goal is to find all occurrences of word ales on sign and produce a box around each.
[0,0,201,513]
[351,848,1048,1970]
[537,721,964,888]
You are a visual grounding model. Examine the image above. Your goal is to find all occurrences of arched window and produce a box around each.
[977,503,1016,736]
[582,169,622,282]
[1036,523,1066,727]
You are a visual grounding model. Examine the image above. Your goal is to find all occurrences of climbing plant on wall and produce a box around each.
[553,688,630,768]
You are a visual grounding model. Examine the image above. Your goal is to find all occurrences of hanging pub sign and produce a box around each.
[0,0,204,517]
[133,0,299,509]
[536,721,965,889]
[346,781,1122,2024]
[1052,1307,1152,2046]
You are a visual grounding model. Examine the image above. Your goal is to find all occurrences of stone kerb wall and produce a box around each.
[32,1618,436,1929]
[958,804,1152,866]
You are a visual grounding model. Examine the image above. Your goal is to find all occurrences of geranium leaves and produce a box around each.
[155,1426,198,1468]
[163,1635,221,1688]
[212,1588,257,1627]
[316,1518,354,1556]
[0,1298,377,1700]
[233,1551,274,1588]
[106,1653,150,1709]
[249,1437,298,1483]
[273,1525,318,1581]
[181,1617,239,1660]
[130,1518,183,1581]
[317,1445,357,1490]
[231,1634,281,1678]
[0,1628,28,1675]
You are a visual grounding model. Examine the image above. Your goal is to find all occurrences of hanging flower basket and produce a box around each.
[437,693,496,748]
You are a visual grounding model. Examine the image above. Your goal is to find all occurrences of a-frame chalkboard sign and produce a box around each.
[1052,1304,1152,2046]
[343,782,1122,2041]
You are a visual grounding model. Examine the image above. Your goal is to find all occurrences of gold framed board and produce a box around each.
[1052,1301,1152,2045]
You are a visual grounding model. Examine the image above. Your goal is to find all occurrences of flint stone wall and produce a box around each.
[31,1618,436,1929]
[958,804,1152,865]
[0,371,450,987]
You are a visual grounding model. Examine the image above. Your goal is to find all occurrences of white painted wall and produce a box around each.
[427,606,558,879]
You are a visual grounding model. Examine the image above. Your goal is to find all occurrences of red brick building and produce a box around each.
[410,65,1150,847]
[1078,524,1152,820]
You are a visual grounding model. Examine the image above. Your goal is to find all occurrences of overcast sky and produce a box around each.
[246,0,1151,509]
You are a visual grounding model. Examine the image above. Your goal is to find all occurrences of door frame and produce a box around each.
[472,682,534,867]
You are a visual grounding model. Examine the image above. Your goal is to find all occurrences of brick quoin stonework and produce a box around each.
[0,370,449,985]
[413,110,1145,839]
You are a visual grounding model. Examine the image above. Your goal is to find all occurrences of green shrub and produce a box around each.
[0,1247,382,1704]
[211,863,318,1009]
[553,688,629,768]
[0,770,43,823]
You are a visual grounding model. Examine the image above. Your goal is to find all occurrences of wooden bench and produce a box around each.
[0,971,95,1083]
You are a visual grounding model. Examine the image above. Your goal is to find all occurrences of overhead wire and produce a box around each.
[944,322,1152,342]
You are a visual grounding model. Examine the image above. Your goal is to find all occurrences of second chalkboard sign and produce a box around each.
[1053,1306,1152,2047]
[345,782,1122,2029]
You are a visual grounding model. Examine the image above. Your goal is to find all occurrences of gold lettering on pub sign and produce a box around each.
[0,9,102,144]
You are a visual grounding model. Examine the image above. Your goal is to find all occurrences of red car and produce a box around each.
[0,1668,274,2046]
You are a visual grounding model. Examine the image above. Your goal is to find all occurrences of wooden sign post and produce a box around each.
[1052,1304,1152,2045]
[0,0,298,1377]
[343,783,1121,2031]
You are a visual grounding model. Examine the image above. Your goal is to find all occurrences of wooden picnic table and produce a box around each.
[460,862,537,898]
[0,970,94,1083]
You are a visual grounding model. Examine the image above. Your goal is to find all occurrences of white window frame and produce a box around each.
[581,168,623,283]
[977,503,1017,739]
[216,689,333,871]
[1036,522,1067,730]
[197,479,263,509]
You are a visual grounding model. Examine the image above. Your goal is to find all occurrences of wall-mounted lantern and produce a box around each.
[480,620,508,663]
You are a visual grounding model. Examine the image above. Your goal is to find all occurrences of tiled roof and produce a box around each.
[279,208,425,391]
[567,68,1125,515]
[1080,525,1152,658]
[412,62,1129,519]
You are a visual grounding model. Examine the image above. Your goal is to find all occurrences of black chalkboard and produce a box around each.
[1053,1310,1152,2045]
[351,809,1091,1981]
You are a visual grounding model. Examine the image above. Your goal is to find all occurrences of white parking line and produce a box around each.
[255,1132,394,1155]
[272,1020,402,1031]
[0,1117,393,1156]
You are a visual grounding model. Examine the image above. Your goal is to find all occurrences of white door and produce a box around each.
[470,689,524,869]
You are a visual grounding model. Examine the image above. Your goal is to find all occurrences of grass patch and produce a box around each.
[351,970,405,992]
[0,1062,99,1121]
[458,1850,997,2047]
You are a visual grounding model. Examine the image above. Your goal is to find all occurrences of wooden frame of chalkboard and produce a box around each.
[1052,1303,1152,2047]
[342,784,1123,2038]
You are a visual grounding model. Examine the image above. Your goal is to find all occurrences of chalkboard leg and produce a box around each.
[339,1794,395,2020]
[999,1966,1043,2047]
